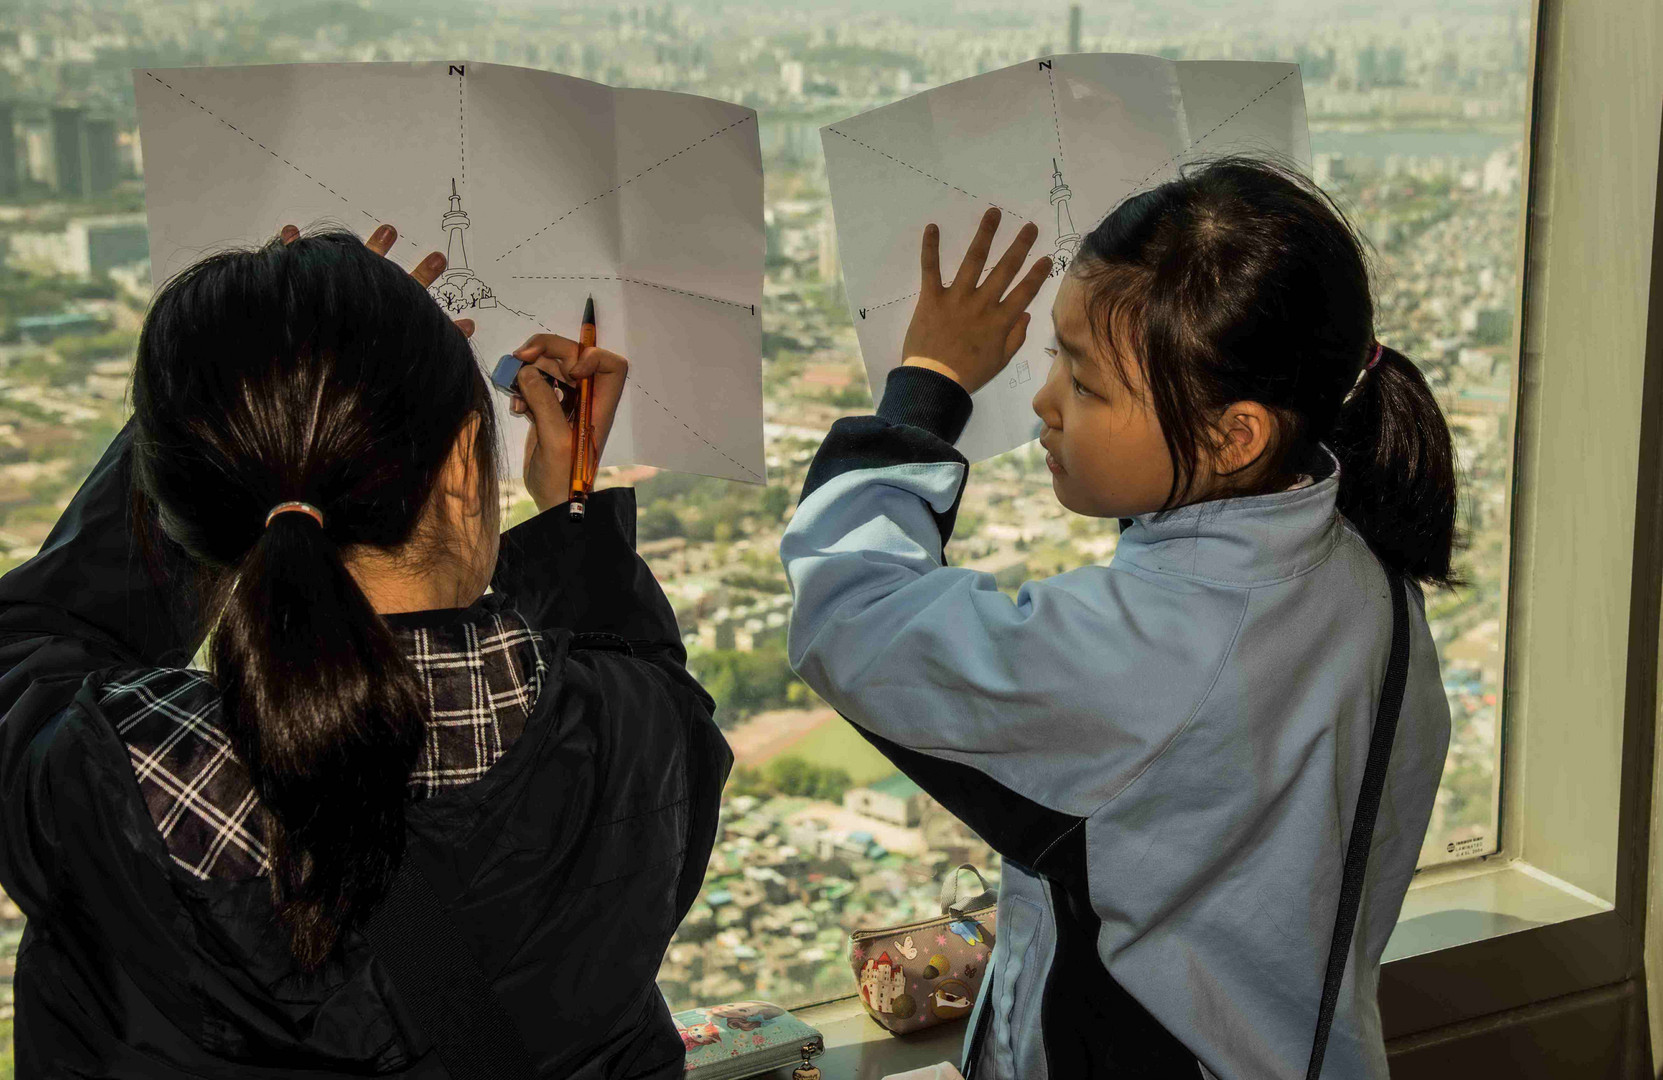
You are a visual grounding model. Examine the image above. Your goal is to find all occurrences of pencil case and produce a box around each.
[673,999,825,1079]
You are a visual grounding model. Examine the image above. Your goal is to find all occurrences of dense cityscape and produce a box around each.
[0,0,1529,1057]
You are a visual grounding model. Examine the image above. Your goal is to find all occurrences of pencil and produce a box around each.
[568,295,597,521]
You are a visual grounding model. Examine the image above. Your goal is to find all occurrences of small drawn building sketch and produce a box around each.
[430,178,497,314]
[1008,358,1033,389]
[1048,157,1081,277]
[859,951,906,1014]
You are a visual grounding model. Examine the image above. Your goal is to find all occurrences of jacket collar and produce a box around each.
[379,590,507,631]
[1111,444,1342,587]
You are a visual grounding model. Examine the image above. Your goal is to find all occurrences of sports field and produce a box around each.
[768,713,898,786]
[728,707,899,787]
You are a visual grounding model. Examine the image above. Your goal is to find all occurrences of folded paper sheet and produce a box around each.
[134,61,766,483]
[823,54,1309,462]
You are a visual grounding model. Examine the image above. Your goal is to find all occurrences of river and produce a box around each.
[760,117,1524,166]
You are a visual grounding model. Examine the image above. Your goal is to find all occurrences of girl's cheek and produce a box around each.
[1067,422,1120,511]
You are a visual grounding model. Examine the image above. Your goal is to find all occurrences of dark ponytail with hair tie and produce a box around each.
[1328,340,1464,589]
[128,228,501,971]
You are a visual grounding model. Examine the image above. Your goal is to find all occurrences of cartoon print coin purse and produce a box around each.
[672,999,824,1080]
[848,863,998,1035]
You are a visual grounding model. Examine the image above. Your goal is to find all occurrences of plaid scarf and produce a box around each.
[104,604,549,880]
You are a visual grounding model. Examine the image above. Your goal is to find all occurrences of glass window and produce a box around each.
[0,0,1533,1044]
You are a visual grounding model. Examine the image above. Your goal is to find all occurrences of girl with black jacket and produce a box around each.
[0,225,731,1078]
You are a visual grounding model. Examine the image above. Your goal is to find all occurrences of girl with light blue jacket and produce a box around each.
[780,156,1459,1080]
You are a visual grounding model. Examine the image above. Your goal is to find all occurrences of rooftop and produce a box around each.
[863,773,922,799]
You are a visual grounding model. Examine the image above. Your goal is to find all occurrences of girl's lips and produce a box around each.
[1045,449,1064,475]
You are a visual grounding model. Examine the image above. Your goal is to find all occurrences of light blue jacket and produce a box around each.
[780,367,1450,1079]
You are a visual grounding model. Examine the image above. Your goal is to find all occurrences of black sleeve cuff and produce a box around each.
[492,487,683,649]
[499,486,636,556]
[875,365,974,443]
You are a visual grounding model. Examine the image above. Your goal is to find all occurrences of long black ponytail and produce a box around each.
[1073,154,1463,589]
[128,228,501,970]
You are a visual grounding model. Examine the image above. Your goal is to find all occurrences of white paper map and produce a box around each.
[134,61,765,484]
[822,54,1309,461]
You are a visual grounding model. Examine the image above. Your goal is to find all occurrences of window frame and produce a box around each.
[1376,0,1662,1050]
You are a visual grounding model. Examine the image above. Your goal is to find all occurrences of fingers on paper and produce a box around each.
[920,222,941,291]
[278,224,300,245]
[515,361,564,427]
[1004,311,1032,359]
[514,333,578,367]
[953,206,1003,293]
[514,334,627,382]
[410,250,447,288]
[572,346,627,382]
[366,223,397,256]
[984,220,1040,297]
[453,317,475,339]
[1000,252,1054,317]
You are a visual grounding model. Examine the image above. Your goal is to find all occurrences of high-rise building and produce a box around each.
[73,215,149,275]
[22,119,50,186]
[818,205,839,283]
[120,126,143,178]
[83,117,117,195]
[763,207,782,263]
[51,105,84,196]
[0,103,16,198]
[9,214,148,277]
[1068,4,1082,54]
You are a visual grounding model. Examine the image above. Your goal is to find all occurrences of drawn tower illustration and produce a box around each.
[1048,157,1081,277]
[430,178,497,314]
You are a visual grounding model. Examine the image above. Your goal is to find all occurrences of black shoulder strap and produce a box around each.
[360,854,536,1080]
[1306,563,1411,1078]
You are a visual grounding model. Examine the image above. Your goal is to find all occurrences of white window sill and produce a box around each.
[754,996,968,1079]
[1384,857,1612,962]
[746,857,1611,1078]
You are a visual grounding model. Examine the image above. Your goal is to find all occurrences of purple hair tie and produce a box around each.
[1365,341,1384,371]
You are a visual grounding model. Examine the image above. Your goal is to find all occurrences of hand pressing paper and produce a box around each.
[822,53,1309,462]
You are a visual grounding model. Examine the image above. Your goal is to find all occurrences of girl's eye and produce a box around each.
[1044,345,1095,398]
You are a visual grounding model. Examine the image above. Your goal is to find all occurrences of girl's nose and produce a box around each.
[1032,358,1063,428]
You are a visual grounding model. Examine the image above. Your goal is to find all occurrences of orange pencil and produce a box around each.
[568,295,597,521]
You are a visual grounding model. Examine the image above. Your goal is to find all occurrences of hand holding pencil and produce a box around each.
[569,297,598,520]
[508,312,628,516]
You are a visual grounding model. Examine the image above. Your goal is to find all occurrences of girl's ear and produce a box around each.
[1211,402,1274,479]
[439,412,485,516]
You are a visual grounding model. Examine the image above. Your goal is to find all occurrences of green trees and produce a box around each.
[689,643,801,727]
[728,756,853,802]
[637,501,684,541]
[50,329,135,366]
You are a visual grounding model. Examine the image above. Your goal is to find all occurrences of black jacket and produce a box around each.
[0,418,732,1078]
